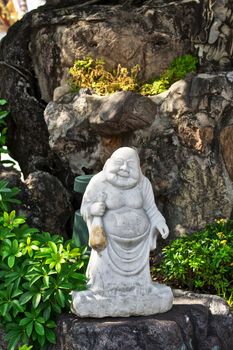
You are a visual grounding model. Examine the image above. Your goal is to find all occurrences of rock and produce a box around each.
[0,327,7,350]
[0,167,72,237]
[0,61,50,178]
[24,171,72,236]
[50,291,233,350]
[44,73,233,234]
[0,0,229,177]
[220,126,233,182]
[44,91,156,174]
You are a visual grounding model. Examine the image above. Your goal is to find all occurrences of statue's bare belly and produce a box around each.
[104,207,150,238]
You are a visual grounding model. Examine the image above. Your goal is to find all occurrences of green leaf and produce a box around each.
[45,328,56,344]
[55,263,61,273]
[18,345,33,350]
[56,289,65,307]
[11,299,24,313]
[0,303,8,316]
[35,321,45,336]
[45,320,56,328]
[19,291,34,305]
[32,292,41,309]
[43,289,53,302]
[29,275,42,286]
[43,304,51,321]
[48,241,57,254]
[26,321,33,337]
[37,334,46,346]
[43,275,49,287]
[51,303,61,314]
[12,289,23,298]
[8,255,15,268]
[0,99,7,105]
[19,318,31,327]
[70,272,87,281]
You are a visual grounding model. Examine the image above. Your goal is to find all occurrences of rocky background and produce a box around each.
[0,0,233,237]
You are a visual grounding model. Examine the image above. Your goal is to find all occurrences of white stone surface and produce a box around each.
[72,147,173,317]
[72,283,173,318]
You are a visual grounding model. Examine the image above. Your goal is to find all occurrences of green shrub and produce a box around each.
[69,54,198,96]
[0,152,88,349]
[140,54,198,95]
[154,219,233,307]
[0,209,88,350]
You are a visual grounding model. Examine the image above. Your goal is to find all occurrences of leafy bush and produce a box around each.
[0,149,88,349]
[140,54,198,95]
[69,54,198,96]
[0,210,88,350]
[154,219,233,307]
[69,56,140,95]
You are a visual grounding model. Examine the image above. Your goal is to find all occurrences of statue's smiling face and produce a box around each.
[104,148,141,189]
[109,157,138,179]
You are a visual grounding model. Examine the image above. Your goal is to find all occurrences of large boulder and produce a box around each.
[49,290,233,350]
[44,72,233,234]
[0,166,71,237]
[0,0,231,178]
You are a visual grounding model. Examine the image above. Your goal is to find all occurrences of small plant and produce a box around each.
[69,54,198,96]
[153,219,233,307]
[69,56,140,95]
[140,54,198,95]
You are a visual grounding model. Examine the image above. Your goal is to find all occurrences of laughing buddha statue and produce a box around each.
[72,147,173,317]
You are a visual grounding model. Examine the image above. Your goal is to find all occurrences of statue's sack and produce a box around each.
[89,216,107,252]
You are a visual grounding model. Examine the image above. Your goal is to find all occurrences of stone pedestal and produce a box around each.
[49,290,233,350]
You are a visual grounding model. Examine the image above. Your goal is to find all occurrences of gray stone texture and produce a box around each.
[44,73,233,235]
[1,0,233,236]
[0,166,71,237]
[49,291,233,350]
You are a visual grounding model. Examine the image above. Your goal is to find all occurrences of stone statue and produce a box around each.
[72,147,173,317]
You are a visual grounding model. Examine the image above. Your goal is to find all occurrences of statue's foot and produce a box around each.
[71,283,173,318]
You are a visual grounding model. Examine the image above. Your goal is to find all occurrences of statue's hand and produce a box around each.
[157,221,169,239]
[90,202,106,216]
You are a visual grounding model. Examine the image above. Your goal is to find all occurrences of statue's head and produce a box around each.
[103,147,141,189]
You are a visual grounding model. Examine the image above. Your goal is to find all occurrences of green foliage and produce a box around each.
[0,181,88,349]
[140,54,198,95]
[69,56,140,95]
[0,99,15,167]
[0,217,88,350]
[69,54,198,96]
[154,219,233,307]
[0,180,21,212]
[0,99,9,157]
